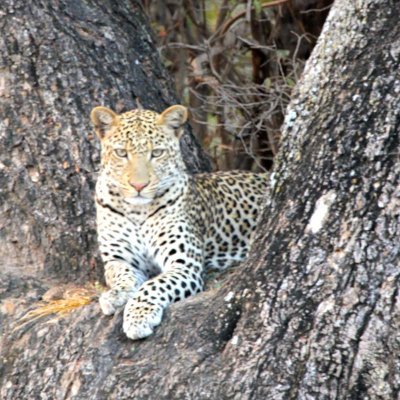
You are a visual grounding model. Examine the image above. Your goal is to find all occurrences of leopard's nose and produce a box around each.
[129,181,149,192]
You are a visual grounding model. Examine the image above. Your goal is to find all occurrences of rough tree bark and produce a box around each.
[0,0,210,282]
[1,0,400,399]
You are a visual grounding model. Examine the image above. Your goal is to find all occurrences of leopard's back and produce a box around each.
[191,171,268,269]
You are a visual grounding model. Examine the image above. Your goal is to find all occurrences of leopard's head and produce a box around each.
[91,105,188,205]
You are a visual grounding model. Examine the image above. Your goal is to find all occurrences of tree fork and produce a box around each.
[1,0,400,399]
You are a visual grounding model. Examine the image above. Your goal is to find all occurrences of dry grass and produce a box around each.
[16,284,102,330]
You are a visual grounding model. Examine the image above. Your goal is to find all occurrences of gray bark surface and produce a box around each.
[0,0,210,282]
[1,0,400,399]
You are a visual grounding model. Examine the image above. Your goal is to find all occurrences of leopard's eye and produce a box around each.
[114,148,128,158]
[151,148,165,158]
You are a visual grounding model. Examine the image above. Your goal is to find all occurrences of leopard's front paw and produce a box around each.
[123,300,163,340]
[99,289,133,315]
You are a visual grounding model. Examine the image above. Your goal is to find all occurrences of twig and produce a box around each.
[220,0,290,36]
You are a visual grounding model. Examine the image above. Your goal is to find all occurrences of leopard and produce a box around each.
[90,104,268,340]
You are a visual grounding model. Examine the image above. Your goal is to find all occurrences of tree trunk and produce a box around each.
[0,0,211,283]
[1,0,400,399]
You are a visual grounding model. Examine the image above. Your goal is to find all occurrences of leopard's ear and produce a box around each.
[90,106,119,139]
[157,105,188,138]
